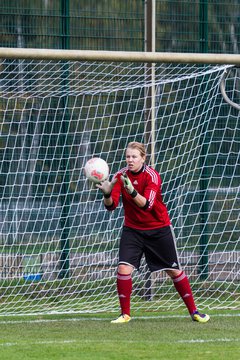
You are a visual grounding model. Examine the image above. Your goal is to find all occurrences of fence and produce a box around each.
[0,1,239,54]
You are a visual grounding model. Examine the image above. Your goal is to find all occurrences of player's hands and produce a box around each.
[120,173,134,194]
[96,177,117,196]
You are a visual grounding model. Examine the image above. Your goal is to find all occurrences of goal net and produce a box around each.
[0,51,239,316]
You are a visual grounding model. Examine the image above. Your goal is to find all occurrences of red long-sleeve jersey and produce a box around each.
[105,165,171,230]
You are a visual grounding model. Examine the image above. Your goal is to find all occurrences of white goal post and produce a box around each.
[0,48,239,316]
[1,47,240,63]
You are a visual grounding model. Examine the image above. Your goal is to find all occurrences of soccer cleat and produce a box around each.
[111,314,131,324]
[191,311,210,323]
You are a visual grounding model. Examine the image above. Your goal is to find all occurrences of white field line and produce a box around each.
[0,338,239,348]
[0,313,239,325]
[0,340,77,347]
[177,338,240,344]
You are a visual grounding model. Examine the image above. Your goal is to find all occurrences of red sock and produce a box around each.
[117,272,132,316]
[172,271,197,315]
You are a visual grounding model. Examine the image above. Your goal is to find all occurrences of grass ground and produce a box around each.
[0,310,239,360]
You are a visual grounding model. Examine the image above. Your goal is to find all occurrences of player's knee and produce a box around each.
[166,268,182,279]
[118,264,133,275]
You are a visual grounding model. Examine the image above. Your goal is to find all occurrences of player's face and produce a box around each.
[125,148,145,172]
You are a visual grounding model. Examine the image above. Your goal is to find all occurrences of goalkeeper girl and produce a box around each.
[97,141,210,324]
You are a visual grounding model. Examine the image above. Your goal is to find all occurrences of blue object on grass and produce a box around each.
[23,274,42,281]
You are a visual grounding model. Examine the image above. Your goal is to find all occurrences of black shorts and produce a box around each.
[119,225,181,272]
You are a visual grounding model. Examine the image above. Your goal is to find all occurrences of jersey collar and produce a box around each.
[130,164,145,175]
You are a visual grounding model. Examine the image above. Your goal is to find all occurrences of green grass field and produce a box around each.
[0,310,239,360]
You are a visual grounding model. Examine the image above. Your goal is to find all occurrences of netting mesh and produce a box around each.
[0,59,239,315]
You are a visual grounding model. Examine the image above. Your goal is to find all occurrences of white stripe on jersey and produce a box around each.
[145,166,158,185]
[148,189,156,207]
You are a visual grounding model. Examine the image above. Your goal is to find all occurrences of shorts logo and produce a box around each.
[172,262,178,267]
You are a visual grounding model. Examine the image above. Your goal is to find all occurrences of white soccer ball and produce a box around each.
[84,157,109,184]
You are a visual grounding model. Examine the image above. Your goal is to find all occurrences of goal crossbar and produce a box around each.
[1,47,240,64]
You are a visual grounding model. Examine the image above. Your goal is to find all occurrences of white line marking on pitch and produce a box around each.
[177,338,240,344]
[0,338,239,348]
[0,313,239,325]
[0,340,77,347]
[0,313,240,324]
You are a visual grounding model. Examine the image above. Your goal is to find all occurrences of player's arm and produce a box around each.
[120,173,149,209]
[131,192,148,208]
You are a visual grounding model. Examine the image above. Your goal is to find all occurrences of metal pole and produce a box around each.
[144,0,156,300]
[0,48,239,64]
[144,0,156,167]
[59,0,70,279]
[199,0,209,280]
